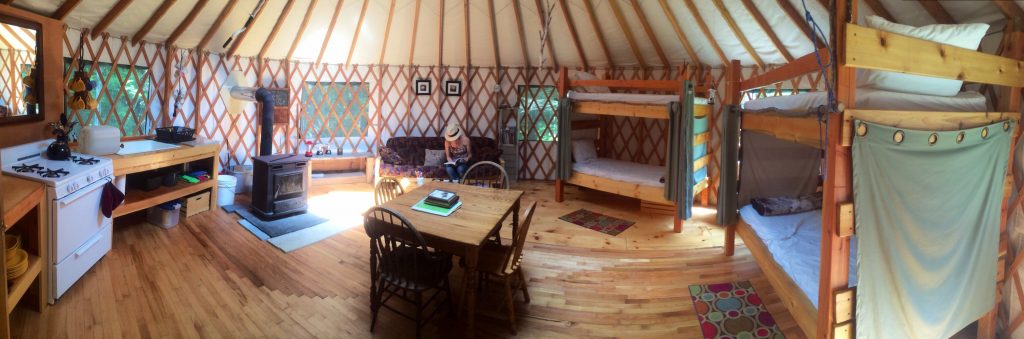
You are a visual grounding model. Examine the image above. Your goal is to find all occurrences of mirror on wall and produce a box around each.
[0,16,41,124]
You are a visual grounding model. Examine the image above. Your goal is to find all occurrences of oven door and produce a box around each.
[273,169,305,202]
[51,178,111,264]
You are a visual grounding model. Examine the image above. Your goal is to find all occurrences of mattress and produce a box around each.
[742,88,987,113]
[572,158,665,187]
[739,205,857,308]
[569,91,710,105]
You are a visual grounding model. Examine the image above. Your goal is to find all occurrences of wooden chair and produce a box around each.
[475,201,536,334]
[374,177,404,205]
[461,161,509,189]
[364,207,454,339]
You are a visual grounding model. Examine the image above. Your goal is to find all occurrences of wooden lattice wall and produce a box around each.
[0,48,33,117]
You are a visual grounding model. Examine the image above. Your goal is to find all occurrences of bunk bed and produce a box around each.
[554,68,712,233]
[718,7,1024,339]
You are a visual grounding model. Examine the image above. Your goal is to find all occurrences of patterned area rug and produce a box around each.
[558,209,635,236]
[688,281,786,339]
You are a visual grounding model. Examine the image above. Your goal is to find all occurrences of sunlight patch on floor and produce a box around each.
[306,188,375,231]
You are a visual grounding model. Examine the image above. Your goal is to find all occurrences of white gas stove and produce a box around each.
[1,140,114,302]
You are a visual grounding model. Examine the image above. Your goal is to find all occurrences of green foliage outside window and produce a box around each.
[63,58,152,136]
[517,85,559,142]
[300,82,369,141]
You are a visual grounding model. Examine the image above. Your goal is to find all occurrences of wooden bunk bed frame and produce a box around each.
[553,68,712,233]
[721,3,1024,338]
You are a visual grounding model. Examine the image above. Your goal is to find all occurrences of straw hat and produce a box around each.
[444,123,463,141]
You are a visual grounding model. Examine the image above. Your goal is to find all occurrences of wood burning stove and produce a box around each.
[251,154,309,219]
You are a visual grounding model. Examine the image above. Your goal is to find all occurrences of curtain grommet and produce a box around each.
[1004,121,1011,131]
[982,127,989,139]
[928,133,938,146]
[956,131,965,144]
[856,122,868,137]
[893,130,904,144]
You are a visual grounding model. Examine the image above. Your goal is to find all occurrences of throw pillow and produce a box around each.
[424,149,446,166]
[378,147,404,165]
[857,16,989,97]
[751,192,823,217]
[572,139,598,163]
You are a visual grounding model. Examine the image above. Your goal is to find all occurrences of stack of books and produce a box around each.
[412,189,463,216]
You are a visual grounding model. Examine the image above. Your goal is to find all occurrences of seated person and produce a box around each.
[444,123,472,181]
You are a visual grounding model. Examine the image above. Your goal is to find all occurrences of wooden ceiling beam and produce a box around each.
[512,0,530,67]
[407,0,421,64]
[318,0,345,65]
[258,0,295,60]
[919,1,955,24]
[629,0,669,67]
[378,0,396,64]
[225,0,269,58]
[51,0,83,21]
[438,0,444,65]
[488,0,501,67]
[197,0,238,51]
[657,0,699,65]
[463,0,470,67]
[345,0,369,65]
[993,1,1024,21]
[165,0,207,47]
[777,0,819,47]
[91,0,134,39]
[132,0,177,45]
[607,0,646,68]
[739,0,792,62]
[557,0,587,69]
[534,0,558,68]
[582,0,612,68]
[683,0,728,66]
[862,0,895,22]
[286,0,317,61]
[712,0,764,67]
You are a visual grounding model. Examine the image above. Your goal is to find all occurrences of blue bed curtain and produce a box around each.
[853,119,1013,339]
[665,81,695,220]
[556,97,572,180]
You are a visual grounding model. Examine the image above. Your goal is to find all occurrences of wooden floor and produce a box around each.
[8,180,803,338]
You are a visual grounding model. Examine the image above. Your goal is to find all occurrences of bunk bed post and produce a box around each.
[723,60,741,257]
[555,67,569,202]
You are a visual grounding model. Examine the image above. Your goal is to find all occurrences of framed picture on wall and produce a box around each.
[414,79,431,95]
[445,80,462,96]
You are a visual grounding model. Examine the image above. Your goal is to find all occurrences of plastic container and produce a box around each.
[79,125,122,155]
[217,175,237,207]
[231,165,253,194]
[147,201,181,229]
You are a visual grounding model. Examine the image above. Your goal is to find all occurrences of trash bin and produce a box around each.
[217,175,237,207]
[231,164,253,194]
[147,201,181,229]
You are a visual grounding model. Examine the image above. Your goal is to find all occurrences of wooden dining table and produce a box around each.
[377,181,524,337]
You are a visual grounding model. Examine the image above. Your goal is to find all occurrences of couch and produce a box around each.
[377,136,503,179]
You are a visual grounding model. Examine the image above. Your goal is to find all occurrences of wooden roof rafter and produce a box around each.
[557,0,587,69]
[628,0,669,67]
[488,0,500,67]
[407,0,421,65]
[607,0,646,68]
[993,1,1024,21]
[286,0,317,61]
[740,0,793,62]
[438,0,444,65]
[258,0,295,61]
[1,23,30,51]
[197,0,238,51]
[165,0,207,47]
[862,0,895,22]
[657,0,699,65]
[225,0,270,58]
[318,0,345,66]
[345,0,369,65]
[534,0,559,68]
[463,0,470,67]
[712,0,764,68]
[378,0,397,65]
[918,1,955,24]
[132,0,177,45]
[512,0,530,67]
[777,0,821,47]
[683,0,728,66]
[582,0,612,68]
[51,0,82,21]
[91,0,134,39]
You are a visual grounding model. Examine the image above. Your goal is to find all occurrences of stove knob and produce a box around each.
[66,185,74,195]
[87,175,93,182]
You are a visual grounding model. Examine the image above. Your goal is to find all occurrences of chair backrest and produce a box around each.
[374,177,404,205]
[364,206,444,285]
[503,201,536,274]
[461,161,509,189]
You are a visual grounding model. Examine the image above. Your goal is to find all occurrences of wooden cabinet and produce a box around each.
[0,174,47,339]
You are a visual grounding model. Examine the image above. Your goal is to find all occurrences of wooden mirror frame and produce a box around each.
[0,14,42,125]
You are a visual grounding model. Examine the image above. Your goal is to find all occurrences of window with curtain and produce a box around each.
[517,85,559,142]
[63,58,152,137]
[299,81,370,147]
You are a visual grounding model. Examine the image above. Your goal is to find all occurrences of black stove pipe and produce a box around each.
[255,87,274,156]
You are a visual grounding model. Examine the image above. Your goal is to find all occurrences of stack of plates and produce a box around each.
[5,235,27,280]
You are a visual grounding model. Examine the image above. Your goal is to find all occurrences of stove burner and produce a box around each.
[11,164,43,173]
[38,168,69,178]
[70,156,99,165]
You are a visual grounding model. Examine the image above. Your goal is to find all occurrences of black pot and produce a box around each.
[46,140,71,161]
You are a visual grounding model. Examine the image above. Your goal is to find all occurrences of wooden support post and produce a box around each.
[724,59,741,257]
[673,216,682,233]
[555,180,563,202]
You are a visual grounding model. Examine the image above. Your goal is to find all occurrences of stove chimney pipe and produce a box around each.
[255,88,274,156]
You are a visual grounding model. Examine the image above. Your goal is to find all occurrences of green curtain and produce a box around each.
[556,97,573,180]
[665,81,695,220]
[853,119,1013,339]
[717,105,740,226]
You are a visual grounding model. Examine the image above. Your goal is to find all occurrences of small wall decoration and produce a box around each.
[414,79,431,95]
[445,80,463,96]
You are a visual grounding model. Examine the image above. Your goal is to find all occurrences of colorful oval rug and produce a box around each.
[558,209,635,236]
[688,281,786,339]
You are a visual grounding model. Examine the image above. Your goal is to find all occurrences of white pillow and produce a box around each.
[569,71,611,93]
[572,139,597,163]
[857,15,989,97]
[424,149,446,166]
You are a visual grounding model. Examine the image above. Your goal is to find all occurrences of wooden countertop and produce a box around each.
[109,141,220,176]
[1,176,44,228]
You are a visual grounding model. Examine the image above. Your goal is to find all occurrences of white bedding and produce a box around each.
[569,91,710,105]
[742,88,987,113]
[572,158,664,187]
[739,205,857,308]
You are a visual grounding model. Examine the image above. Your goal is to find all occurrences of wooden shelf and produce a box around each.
[113,180,216,218]
[1,177,44,229]
[6,253,41,315]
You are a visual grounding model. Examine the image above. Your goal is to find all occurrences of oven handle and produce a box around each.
[59,179,107,208]
[74,233,102,257]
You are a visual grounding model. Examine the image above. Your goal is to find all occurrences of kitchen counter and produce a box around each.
[1,177,43,229]
[107,140,220,218]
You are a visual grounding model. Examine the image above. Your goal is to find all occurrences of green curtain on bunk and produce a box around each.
[556,97,573,180]
[853,119,1013,339]
[665,81,694,220]
[716,105,740,226]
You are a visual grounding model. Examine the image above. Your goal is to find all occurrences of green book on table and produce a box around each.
[412,198,463,217]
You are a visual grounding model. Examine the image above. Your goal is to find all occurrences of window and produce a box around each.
[299,81,370,146]
[63,58,152,136]
[517,85,559,142]
[740,88,811,106]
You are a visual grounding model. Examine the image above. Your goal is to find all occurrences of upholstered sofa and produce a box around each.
[377,136,503,179]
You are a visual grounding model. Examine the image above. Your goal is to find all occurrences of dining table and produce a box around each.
[376,181,524,337]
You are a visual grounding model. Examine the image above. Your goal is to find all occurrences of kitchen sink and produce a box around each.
[116,140,180,156]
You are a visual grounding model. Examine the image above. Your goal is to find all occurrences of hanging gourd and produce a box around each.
[68,69,98,111]
[23,65,37,110]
